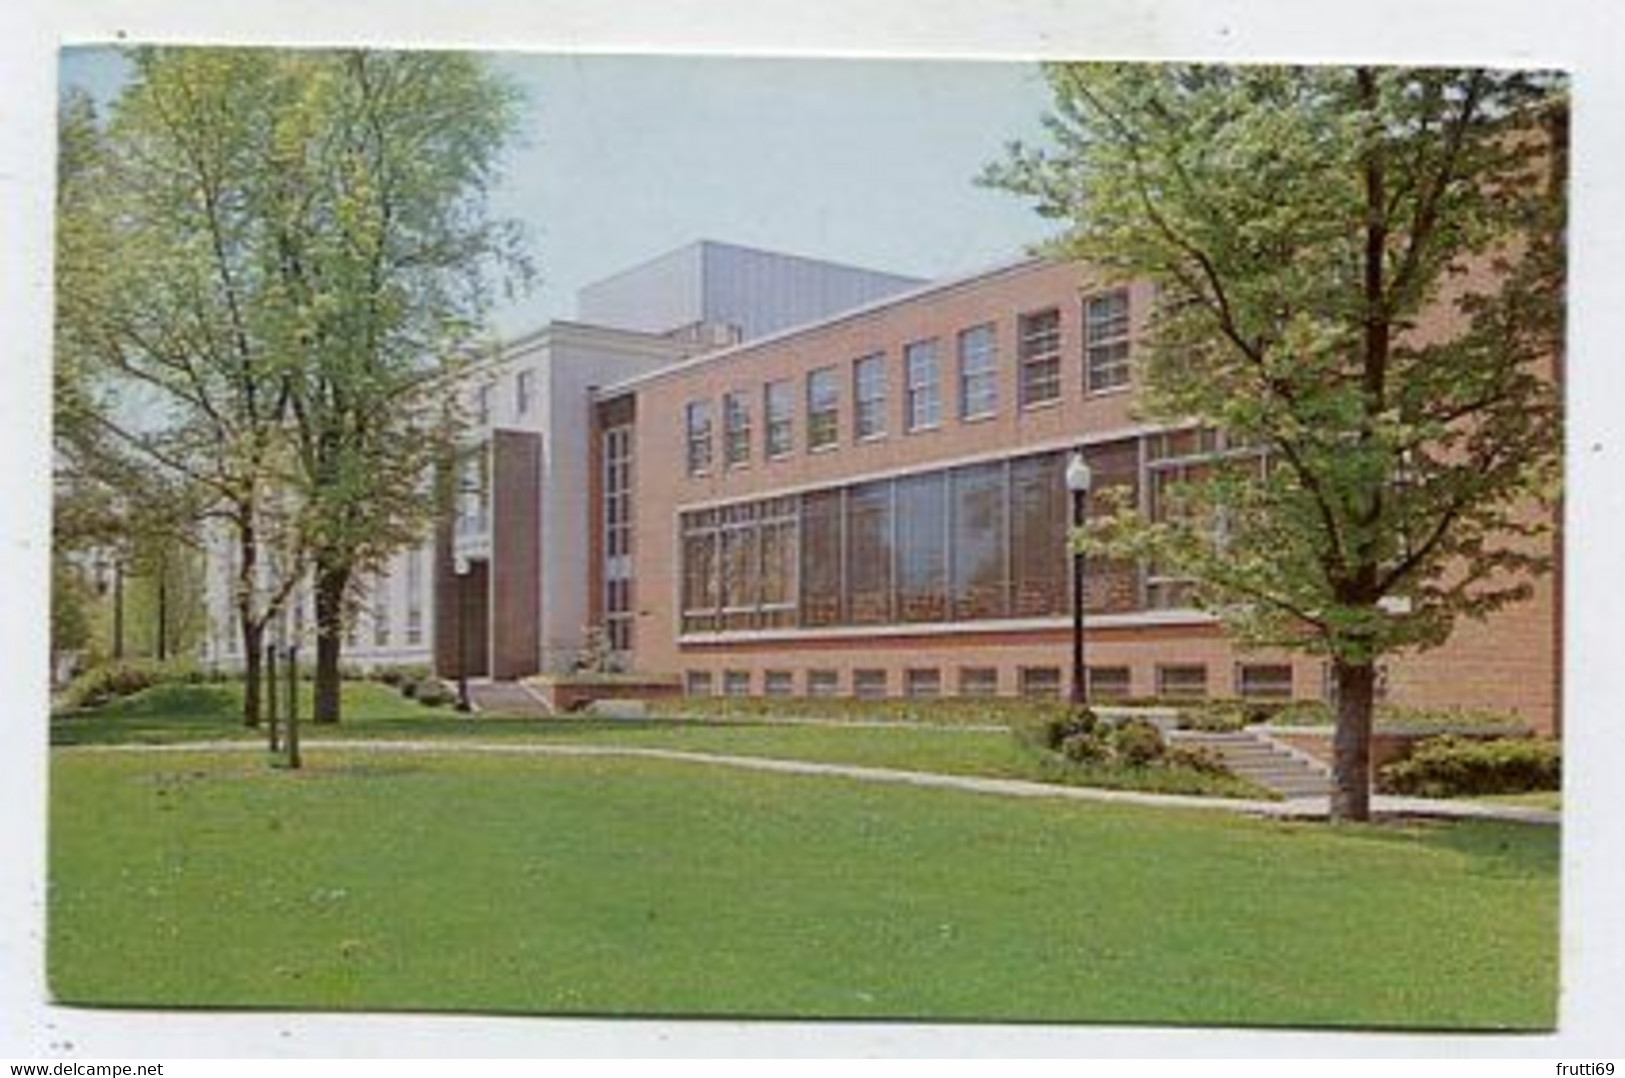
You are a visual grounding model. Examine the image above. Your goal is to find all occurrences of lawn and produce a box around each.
[48,746,1558,1028]
[49,683,1270,799]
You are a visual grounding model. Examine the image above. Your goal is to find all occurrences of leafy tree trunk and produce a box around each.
[237,523,261,728]
[1330,660,1376,822]
[312,559,350,724]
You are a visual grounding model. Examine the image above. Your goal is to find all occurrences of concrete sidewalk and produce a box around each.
[63,737,1560,826]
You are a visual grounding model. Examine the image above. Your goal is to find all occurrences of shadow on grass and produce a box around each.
[1267,814,1559,880]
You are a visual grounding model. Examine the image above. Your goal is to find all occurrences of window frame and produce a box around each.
[685,399,714,476]
[904,338,941,432]
[853,352,888,442]
[957,323,998,420]
[1017,307,1063,409]
[1084,288,1133,395]
[807,366,840,451]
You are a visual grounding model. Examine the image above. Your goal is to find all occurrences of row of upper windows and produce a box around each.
[683,289,1132,476]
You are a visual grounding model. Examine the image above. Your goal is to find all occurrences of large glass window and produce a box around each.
[950,462,1008,620]
[1009,452,1068,617]
[904,339,941,431]
[515,368,535,416]
[845,482,892,624]
[854,353,887,440]
[807,367,839,450]
[724,391,751,468]
[1018,308,1062,407]
[799,489,843,627]
[958,324,997,419]
[757,497,799,630]
[406,547,425,646]
[894,472,948,622]
[685,400,713,475]
[680,509,719,633]
[765,380,794,459]
[719,503,758,631]
[1085,289,1132,393]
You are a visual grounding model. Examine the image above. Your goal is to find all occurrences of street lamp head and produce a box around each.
[1065,449,1093,494]
[454,555,471,576]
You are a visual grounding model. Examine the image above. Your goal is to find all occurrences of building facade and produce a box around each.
[201,240,1561,735]
[588,256,1562,734]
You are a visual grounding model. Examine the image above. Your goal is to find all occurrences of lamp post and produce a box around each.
[454,554,472,712]
[1065,449,1093,712]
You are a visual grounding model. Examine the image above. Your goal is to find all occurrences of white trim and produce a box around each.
[676,423,1168,514]
[676,609,1217,646]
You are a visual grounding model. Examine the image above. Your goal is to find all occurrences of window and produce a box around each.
[1157,664,1209,699]
[950,462,1008,620]
[724,391,751,468]
[1009,453,1068,618]
[685,670,714,696]
[1238,663,1294,700]
[854,353,887,441]
[807,367,839,450]
[1018,308,1062,407]
[894,472,948,623]
[904,339,941,431]
[371,575,391,648]
[685,400,713,475]
[1019,666,1062,699]
[1085,289,1132,393]
[680,510,720,633]
[959,667,999,697]
[516,368,535,416]
[808,670,840,697]
[405,547,425,646]
[723,670,751,697]
[765,380,794,459]
[456,449,490,539]
[799,489,843,628]
[1088,666,1132,700]
[958,324,997,419]
[681,496,797,633]
[764,670,795,697]
[905,669,942,698]
[603,424,634,654]
[845,482,892,625]
[475,383,492,426]
[854,669,888,699]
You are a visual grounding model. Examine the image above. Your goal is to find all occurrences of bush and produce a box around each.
[1165,744,1229,775]
[412,680,456,708]
[1113,718,1166,767]
[58,659,226,710]
[373,663,432,688]
[1378,735,1561,798]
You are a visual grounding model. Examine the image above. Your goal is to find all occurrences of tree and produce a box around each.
[57,51,312,726]
[257,50,527,723]
[986,65,1565,821]
[57,48,527,726]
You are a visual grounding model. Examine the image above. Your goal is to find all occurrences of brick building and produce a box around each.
[200,240,1561,734]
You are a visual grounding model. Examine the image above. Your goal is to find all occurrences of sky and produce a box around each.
[58,48,1060,339]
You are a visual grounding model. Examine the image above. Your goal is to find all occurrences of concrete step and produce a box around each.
[465,680,553,717]
[1169,728,1331,798]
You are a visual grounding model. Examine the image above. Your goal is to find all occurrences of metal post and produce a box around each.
[455,558,472,712]
[1070,485,1088,712]
[286,644,301,770]
[266,644,280,753]
[156,559,168,663]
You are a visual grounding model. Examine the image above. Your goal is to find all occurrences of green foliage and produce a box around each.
[410,680,457,708]
[371,662,432,687]
[1379,735,1560,797]
[59,659,228,711]
[986,65,1565,819]
[650,693,1077,727]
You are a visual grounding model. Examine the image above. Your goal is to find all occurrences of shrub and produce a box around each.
[412,680,457,708]
[1059,729,1109,764]
[1113,718,1166,767]
[373,663,432,687]
[1165,744,1229,775]
[1378,736,1561,798]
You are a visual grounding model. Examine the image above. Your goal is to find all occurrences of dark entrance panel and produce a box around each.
[433,550,491,679]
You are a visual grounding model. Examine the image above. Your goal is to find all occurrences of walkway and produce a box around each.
[68,737,1560,825]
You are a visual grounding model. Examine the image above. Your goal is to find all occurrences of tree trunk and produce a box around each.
[312,559,349,724]
[1330,659,1376,822]
[241,615,263,728]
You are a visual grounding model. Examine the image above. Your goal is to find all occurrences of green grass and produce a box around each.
[50,683,1268,799]
[1469,791,1563,812]
[47,747,1558,1028]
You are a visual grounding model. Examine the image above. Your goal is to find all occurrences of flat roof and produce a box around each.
[594,253,1054,398]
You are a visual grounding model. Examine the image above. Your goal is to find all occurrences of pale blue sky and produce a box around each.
[60,48,1058,338]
